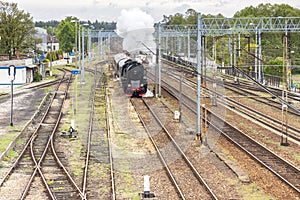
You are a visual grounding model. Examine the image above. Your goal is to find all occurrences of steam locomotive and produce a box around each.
[113,53,148,97]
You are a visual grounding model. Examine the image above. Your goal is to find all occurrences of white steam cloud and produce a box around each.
[116,8,155,53]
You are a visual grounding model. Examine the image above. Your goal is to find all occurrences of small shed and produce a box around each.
[0,59,39,87]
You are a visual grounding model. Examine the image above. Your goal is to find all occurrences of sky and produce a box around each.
[9,0,300,23]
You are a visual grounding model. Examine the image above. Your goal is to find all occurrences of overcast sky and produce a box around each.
[9,0,300,22]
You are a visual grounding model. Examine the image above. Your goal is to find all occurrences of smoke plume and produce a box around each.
[116,8,155,54]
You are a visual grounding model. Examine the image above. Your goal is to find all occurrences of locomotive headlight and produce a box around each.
[128,84,131,87]
[140,84,144,87]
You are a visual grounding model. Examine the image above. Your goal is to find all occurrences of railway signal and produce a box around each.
[8,65,16,126]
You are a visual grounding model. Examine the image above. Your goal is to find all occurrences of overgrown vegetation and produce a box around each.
[33,72,42,82]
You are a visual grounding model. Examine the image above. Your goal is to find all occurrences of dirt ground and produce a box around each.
[0,87,46,135]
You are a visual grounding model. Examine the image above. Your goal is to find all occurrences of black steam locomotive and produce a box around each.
[113,53,148,97]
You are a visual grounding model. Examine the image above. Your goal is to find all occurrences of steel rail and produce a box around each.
[160,72,300,193]
[106,78,116,200]
[49,72,85,198]
[82,67,98,199]
[141,98,218,199]
[159,63,300,141]
[19,71,68,199]
[130,99,186,200]
[0,72,68,188]
[20,135,57,200]
[208,112,300,194]
[21,71,84,199]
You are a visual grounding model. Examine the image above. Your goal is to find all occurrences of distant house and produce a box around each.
[47,35,59,52]
[35,27,59,53]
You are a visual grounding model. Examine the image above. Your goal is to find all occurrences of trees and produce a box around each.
[56,17,75,53]
[0,1,35,59]
[162,9,192,25]
[234,3,300,17]
[162,9,224,25]
[234,4,300,75]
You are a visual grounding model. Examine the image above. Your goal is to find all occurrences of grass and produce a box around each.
[2,149,19,161]
[226,114,233,119]
[117,169,140,199]
[5,125,21,131]
[293,154,300,161]
[57,71,96,183]
[54,187,64,191]
[6,150,18,158]
[47,179,54,185]
[240,183,277,200]
[72,163,84,176]
[227,154,237,163]
[90,163,109,177]
[95,105,106,128]
[61,123,72,132]
[0,132,18,153]
[246,126,259,135]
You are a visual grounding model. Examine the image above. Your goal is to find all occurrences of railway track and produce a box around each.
[222,81,300,117]
[0,70,84,199]
[131,97,218,200]
[157,65,300,143]
[163,58,300,114]
[156,69,300,194]
[220,69,300,101]
[209,88,300,143]
[163,57,300,103]
[84,66,116,199]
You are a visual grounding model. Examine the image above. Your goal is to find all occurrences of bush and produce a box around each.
[42,58,50,63]
[33,72,42,82]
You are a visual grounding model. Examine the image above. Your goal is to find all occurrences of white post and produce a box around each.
[144,175,150,198]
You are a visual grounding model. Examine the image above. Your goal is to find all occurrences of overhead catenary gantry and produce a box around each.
[159,16,300,82]
[81,16,300,141]
[155,14,300,141]
[159,16,300,36]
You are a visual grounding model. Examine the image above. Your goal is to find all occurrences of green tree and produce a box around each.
[185,9,198,24]
[169,13,186,25]
[0,1,35,59]
[264,57,283,76]
[56,17,76,53]
[234,3,300,75]
[234,3,300,17]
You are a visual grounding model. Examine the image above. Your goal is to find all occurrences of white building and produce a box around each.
[0,59,38,87]
[47,35,59,52]
[34,27,59,53]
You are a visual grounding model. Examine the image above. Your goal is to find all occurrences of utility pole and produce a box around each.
[49,27,54,76]
[81,26,85,83]
[196,12,202,142]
